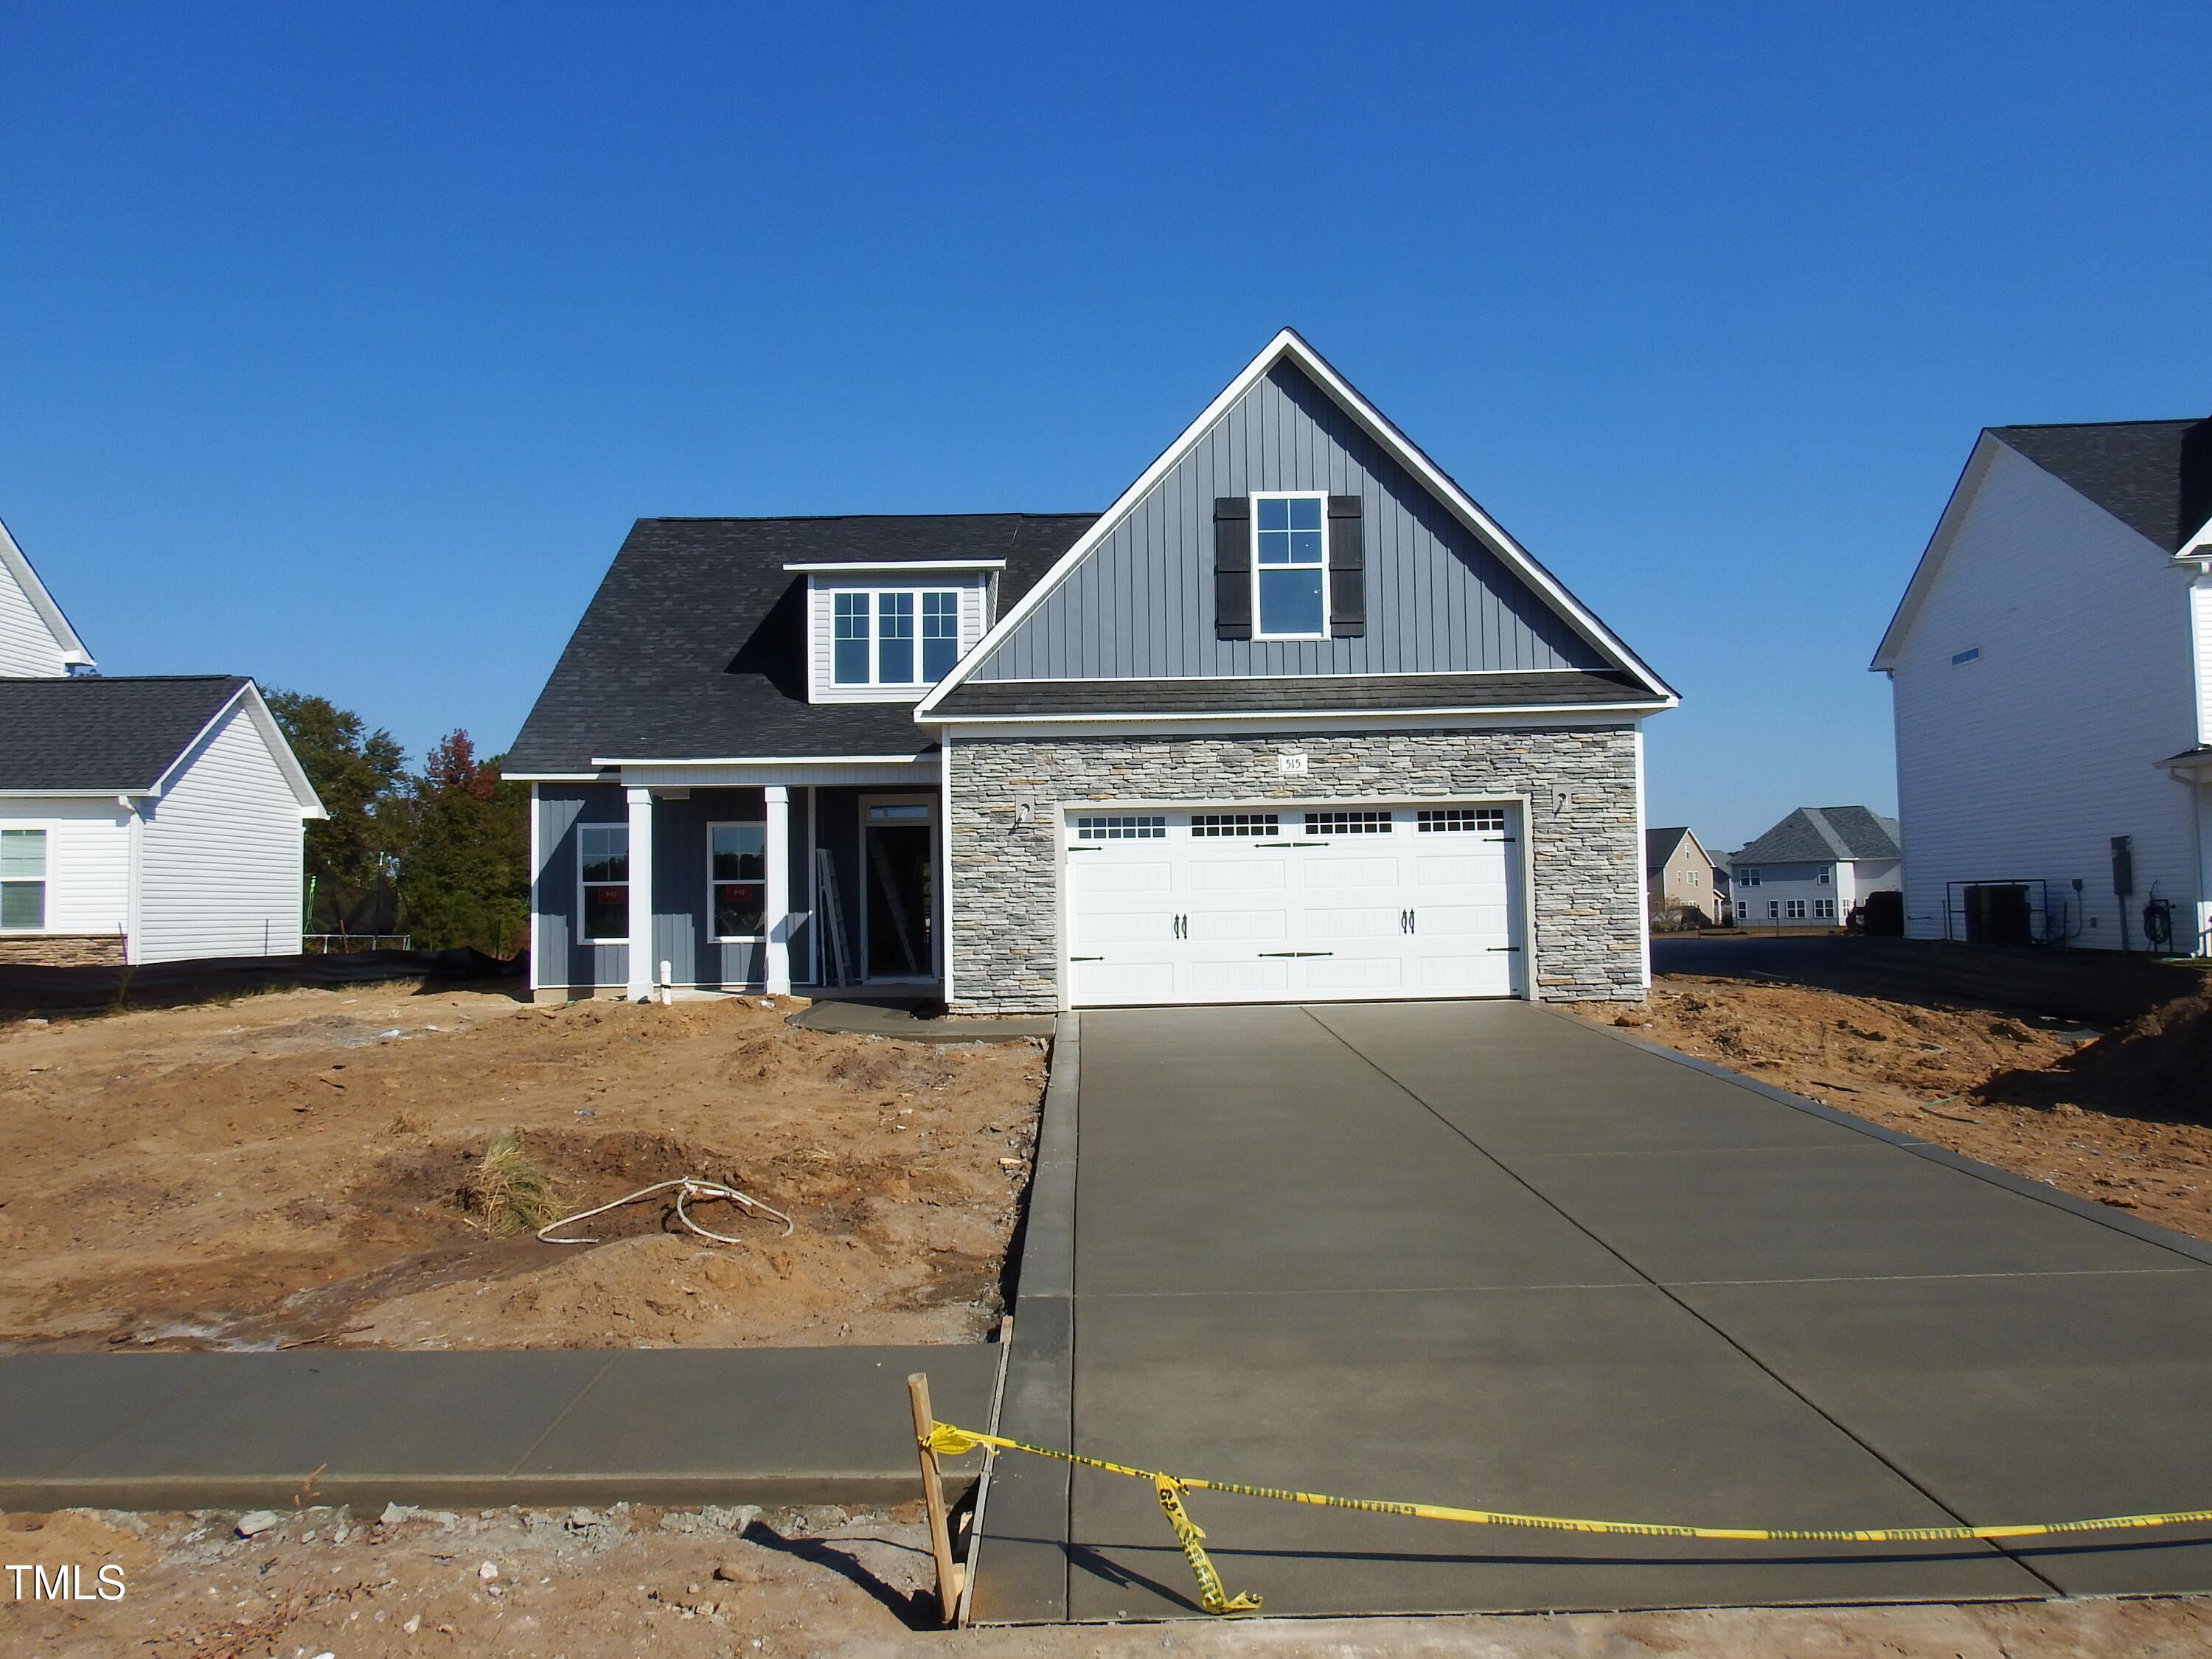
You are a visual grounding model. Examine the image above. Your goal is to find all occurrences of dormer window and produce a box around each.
[790,561,997,703]
[832,590,960,686]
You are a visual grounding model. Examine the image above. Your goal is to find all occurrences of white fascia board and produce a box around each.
[0,788,156,799]
[915,328,1674,718]
[150,681,329,818]
[0,516,95,667]
[921,706,1660,740]
[783,560,1008,572]
[1871,432,2005,672]
[594,753,936,767]
[958,666,1648,685]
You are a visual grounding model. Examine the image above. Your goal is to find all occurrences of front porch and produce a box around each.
[529,775,943,1002]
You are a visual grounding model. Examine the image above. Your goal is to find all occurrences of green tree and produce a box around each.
[397,730,529,956]
[265,689,408,931]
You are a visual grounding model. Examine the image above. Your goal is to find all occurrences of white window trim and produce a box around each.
[0,827,49,933]
[577,821,630,945]
[1250,490,1330,641]
[808,575,986,704]
[707,819,768,943]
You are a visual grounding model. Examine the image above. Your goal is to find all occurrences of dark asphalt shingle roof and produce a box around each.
[0,675,249,790]
[1992,419,2212,552]
[505,515,1098,772]
[1733,805,1902,865]
[1644,827,1694,870]
[931,671,1655,719]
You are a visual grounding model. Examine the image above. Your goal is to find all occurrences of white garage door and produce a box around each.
[1065,804,1525,1006]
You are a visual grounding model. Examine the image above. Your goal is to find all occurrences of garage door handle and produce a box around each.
[1256,950,1333,958]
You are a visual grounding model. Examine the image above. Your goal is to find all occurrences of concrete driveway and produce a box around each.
[972,1000,2212,1621]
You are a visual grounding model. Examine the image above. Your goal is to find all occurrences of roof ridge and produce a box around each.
[1989,417,2206,434]
[641,511,1102,525]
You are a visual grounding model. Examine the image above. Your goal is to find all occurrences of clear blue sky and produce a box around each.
[3,1,2206,854]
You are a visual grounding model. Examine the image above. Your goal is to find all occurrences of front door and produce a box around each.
[863,801,935,979]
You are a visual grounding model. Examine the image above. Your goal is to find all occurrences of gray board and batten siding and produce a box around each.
[970,363,1609,683]
[535,784,819,993]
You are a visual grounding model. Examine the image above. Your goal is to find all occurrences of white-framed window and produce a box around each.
[1739,868,1761,886]
[1785,899,1806,919]
[0,830,47,931]
[1817,867,1831,885]
[709,822,767,941]
[577,824,629,942]
[831,589,961,686]
[1814,898,1837,919]
[1252,493,1328,639]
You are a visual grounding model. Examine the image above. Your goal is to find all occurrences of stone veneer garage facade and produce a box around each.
[945,726,1644,1012]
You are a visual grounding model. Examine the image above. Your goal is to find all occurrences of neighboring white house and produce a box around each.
[1728,806,1902,928]
[0,521,325,965]
[1872,420,2212,953]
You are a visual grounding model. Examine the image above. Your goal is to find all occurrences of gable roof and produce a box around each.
[0,518,94,670]
[1991,420,2212,552]
[1644,826,1705,871]
[1732,806,1901,865]
[0,675,248,790]
[504,515,1096,774]
[916,330,1674,719]
[1874,417,2212,669]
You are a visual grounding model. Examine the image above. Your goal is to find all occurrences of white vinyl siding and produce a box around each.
[0,801,133,937]
[808,574,990,703]
[136,701,309,961]
[1888,442,2200,947]
[0,557,74,678]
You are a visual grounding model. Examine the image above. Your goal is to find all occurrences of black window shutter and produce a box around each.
[1326,495,1365,637]
[1214,497,1252,639]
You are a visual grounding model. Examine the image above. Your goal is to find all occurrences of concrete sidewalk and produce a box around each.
[970,1000,2212,1622]
[0,1345,997,1512]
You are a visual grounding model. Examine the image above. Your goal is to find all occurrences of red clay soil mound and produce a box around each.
[1988,987,2212,1120]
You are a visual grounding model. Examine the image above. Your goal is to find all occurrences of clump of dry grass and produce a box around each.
[465,1129,563,1235]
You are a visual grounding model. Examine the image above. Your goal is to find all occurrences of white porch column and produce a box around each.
[764,785,792,995]
[625,787,655,1001]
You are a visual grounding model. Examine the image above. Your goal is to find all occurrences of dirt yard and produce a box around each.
[0,984,1046,1352]
[1568,973,2212,1242]
[7,1501,2212,1658]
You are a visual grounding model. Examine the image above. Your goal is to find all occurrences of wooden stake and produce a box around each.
[908,1371,964,1624]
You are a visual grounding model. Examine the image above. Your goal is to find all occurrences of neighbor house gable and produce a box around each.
[917,331,1672,718]
[1874,419,2212,670]
[0,519,94,678]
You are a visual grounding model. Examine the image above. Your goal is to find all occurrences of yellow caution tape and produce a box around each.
[925,1421,2212,1616]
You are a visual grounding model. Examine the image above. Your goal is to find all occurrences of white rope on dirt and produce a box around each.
[536,1178,795,1245]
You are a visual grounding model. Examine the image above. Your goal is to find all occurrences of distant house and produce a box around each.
[0,521,324,965]
[1728,807,1902,928]
[1645,826,1722,925]
[1873,419,2211,953]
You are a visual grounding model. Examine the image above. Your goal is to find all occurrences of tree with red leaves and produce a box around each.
[397,730,528,954]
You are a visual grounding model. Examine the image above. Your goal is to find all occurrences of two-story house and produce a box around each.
[1645,826,1723,926]
[1873,419,2211,953]
[507,332,1677,1012]
[1728,806,1902,928]
[0,519,324,964]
